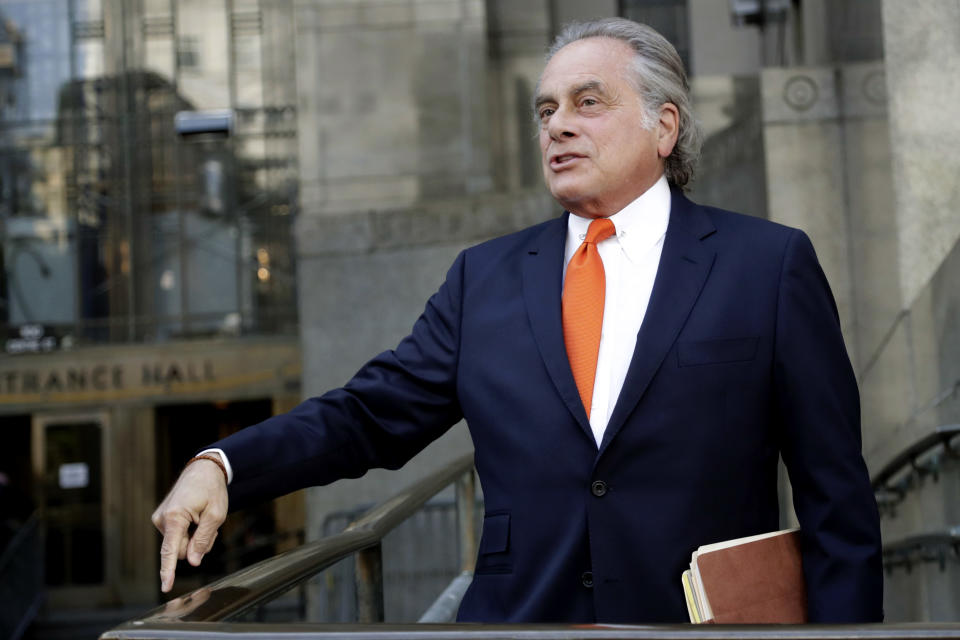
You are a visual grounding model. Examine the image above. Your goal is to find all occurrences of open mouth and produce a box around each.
[550,153,584,169]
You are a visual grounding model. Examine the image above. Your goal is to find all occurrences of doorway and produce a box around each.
[32,411,110,606]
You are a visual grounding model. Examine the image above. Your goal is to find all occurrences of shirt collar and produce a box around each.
[566,174,671,263]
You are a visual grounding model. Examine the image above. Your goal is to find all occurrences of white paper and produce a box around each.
[58,462,90,489]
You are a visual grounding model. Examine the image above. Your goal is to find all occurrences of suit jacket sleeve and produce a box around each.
[215,252,467,509]
[774,230,883,622]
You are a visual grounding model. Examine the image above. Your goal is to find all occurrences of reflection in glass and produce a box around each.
[0,0,298,347]
[3,217,76,325]
[175,0,229,109]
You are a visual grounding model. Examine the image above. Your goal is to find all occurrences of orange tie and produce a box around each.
[563,217,616,418]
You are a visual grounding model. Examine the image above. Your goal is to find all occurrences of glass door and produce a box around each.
[32,411,109,605]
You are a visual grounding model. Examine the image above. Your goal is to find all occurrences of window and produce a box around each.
[176,34,199,69]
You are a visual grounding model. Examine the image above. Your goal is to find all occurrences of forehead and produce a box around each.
[538,37,635,94]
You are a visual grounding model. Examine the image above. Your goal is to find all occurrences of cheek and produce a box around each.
[606,139,650,171]
[538,130,551,155]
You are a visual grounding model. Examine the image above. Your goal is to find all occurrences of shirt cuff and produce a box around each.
[197,448,234,484]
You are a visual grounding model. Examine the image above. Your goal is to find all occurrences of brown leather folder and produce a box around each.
[692,528,808,623]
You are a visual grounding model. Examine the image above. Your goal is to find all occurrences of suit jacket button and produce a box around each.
[591,480,607,497]
[581,571,594,588]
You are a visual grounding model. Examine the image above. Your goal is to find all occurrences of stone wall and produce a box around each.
[865,236,960,622]
[760,62,896,374]
[294,0,492,215]
[881,0,960,310]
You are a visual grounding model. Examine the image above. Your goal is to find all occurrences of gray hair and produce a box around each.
[544,18,702,189]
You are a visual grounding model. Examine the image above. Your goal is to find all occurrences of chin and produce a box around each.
[547,185,586,210]
[551,194,605,219]
[550,195,581,214]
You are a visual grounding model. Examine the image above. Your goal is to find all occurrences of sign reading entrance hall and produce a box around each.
[0,360,213,395]
[0,340,300,407]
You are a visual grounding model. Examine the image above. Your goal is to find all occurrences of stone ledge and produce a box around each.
[295,189,556,255]
[761,63,887,124]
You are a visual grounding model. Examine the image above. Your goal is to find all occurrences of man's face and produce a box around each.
[535,37,677,219]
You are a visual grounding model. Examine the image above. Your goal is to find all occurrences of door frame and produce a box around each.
[32,409,115,608]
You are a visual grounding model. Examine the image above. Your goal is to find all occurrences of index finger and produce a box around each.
[160,513,191,593]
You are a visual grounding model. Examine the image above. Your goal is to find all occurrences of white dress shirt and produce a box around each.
[563,175,671,446]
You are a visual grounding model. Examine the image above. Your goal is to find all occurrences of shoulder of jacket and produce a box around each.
[464,215,564,257]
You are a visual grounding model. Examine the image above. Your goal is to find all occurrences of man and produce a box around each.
[153,18,882,623]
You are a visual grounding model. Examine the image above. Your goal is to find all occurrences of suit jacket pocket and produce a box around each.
[677,336,759,367]
[475,511,512,574]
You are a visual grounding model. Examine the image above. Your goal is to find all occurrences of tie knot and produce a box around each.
[585,218,616,245]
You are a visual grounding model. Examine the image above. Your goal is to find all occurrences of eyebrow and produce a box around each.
[534,80,608,110]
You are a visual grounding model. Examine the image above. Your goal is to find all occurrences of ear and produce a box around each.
[656,102,680,159]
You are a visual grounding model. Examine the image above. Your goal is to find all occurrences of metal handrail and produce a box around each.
[0,510,40,574]
[871,424,960,505]
[103,453,476,634]
[101,621,960,640]
[883,526,960,573]
[0,510,44,640]
[99,442,960,639]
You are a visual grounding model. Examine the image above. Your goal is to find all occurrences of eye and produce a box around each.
[580,97,599,108]
[538,107,555,121]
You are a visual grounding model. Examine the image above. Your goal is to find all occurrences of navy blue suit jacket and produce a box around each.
[215,189,883,623]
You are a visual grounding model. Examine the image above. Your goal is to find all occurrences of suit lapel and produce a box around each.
[521,214,596,444]
[598,190,717,457]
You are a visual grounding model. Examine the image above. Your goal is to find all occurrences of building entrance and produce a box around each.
[31,411,110,607]
[41,420,104,586]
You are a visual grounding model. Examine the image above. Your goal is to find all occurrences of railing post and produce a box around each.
[355,543,384,623]
[456,468,477,573]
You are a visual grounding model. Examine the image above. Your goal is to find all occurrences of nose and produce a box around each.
[545,105,577,141]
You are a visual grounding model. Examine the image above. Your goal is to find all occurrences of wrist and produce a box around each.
[186,454,228,486]
[197,448,233,484]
